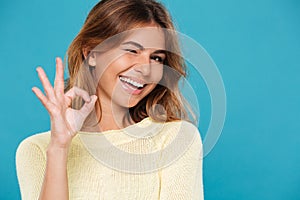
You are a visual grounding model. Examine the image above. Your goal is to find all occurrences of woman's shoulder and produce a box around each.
[16,131,51,156]
[150,119,202,148]
[16,131,84,156]
[166,119,199,130]
[18,131,51,147]
[163,120,201,138]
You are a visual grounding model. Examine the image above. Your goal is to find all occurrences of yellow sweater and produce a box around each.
[16,118,204,200]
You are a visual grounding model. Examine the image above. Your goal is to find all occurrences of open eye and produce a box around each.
[151,55,165,64]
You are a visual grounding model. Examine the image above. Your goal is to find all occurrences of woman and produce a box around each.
[16,0,204,199]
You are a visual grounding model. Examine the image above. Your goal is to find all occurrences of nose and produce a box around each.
[133,53,151,76]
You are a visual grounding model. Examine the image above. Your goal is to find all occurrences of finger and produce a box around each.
[54,57,65,95]
[79,95,97,118]
[65,86,91,103]
[32,87,50,110]
[36,67,55,99]
[64,95,72,107]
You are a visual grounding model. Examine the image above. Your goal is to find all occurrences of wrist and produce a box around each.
[48,135,72,149]
[47,142,69,155]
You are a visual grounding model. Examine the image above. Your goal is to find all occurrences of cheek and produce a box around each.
[96,58,130,84]
[151,65,164,83]
[94,50,130,78]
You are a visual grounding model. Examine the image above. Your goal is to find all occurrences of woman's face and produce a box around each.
[89,25,166,108]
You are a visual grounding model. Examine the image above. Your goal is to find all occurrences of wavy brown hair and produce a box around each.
[66,0,194,126]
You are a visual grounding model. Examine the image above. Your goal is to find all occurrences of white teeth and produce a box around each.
[119,76,144,88]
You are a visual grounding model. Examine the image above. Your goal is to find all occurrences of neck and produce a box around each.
[95,97,134,132]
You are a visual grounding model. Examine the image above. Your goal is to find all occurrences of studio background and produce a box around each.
[1,0,299,199]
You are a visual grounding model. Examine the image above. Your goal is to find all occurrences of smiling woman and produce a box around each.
[15,0,204,199]
[84,26,167,130]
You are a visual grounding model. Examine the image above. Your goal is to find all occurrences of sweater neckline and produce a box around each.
[78,117,153,136]
[77,117,170,146]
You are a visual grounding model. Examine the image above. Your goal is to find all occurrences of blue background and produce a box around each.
[1,0,299,199]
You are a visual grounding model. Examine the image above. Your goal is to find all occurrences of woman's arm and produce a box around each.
[31,57,97,200]
[16,139,46,200]
[39,145,69,200]
[159,123,204,200]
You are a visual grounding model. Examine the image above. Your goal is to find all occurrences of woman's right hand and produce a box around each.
[32,57,97,149]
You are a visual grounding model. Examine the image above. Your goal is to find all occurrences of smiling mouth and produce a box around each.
[119,76,147,89]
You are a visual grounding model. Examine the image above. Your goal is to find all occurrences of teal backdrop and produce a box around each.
[1,0,299,199]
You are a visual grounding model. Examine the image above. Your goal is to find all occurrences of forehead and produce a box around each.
[123,27,165,50]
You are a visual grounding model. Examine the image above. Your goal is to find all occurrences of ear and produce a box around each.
[88,52,97,67]
[83,48,97,67]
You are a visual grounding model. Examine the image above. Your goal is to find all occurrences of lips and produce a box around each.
[119,75,148,95]
[119,75,147,89]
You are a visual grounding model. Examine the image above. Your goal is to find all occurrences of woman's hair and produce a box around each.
[66,0,194,125]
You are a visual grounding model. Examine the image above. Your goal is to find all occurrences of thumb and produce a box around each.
[79,95,98,118]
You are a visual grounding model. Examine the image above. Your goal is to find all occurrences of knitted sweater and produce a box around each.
[16,118,204,200]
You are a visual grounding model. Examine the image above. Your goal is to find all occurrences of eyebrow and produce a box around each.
[121,41,167,55]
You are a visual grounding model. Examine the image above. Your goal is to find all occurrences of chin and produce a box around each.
[125,98,143,108]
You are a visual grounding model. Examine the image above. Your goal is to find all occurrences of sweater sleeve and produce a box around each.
[16,138,46,200]
[159,124,204,200]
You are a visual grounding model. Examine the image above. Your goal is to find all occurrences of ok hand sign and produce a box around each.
[32,57,97,149]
